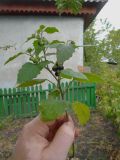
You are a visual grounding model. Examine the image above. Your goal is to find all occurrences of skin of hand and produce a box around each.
[11,115,79,160]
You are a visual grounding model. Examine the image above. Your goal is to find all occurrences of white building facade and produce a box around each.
[0,0,107,88]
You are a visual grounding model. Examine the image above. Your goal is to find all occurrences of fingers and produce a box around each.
[24,116,49,138]
[42,117,75,160]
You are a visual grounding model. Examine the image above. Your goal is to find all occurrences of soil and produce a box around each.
[0,111,120,160]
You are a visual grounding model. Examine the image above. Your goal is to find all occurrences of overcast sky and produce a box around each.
[96,0,120,29]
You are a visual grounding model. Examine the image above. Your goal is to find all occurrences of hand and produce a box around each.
[12,115,79,160]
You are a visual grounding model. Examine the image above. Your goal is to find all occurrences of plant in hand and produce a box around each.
[5,24,101,158]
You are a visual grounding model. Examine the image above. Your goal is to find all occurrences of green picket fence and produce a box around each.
[0,82,96,118]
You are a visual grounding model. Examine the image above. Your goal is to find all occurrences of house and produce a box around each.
[0,0,107,88]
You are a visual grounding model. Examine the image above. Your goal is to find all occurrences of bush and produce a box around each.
[97,64,120,135]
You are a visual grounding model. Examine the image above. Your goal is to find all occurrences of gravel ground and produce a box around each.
[0,111,120,160]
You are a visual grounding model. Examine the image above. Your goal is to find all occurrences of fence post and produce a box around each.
[65,82,69,101]
[26,87,31,116]
[3,88,9,116]
[13,88,18,118]
[86,84,91,107]
[0,89,3,117]
[91,84,96,109]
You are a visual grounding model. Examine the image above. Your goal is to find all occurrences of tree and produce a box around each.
[84,19,120,134]
[55,0,83,14]
[84,19,120,72]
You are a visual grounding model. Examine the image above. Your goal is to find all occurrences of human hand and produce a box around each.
[12,115,79,160]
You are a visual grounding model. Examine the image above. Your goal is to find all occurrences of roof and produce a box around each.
[0,0,108,29]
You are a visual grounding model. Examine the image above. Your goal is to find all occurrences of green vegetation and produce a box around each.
[84,19,120,135]
[4,24,101,126]
[55,0,83,14]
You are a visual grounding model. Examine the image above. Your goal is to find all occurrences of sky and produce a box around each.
[96,0,120,29]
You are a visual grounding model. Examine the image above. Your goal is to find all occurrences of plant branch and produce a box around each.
[45,67,58,81]
[43,47,58,81]
[57,75,64,100]
[46,79,56,86]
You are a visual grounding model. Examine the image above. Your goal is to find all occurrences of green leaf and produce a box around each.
[72,102,90,125]
[84,73,103,83]
[25,34,36,42]
[46,40,65,48]
[44,27,59,34]
[39,99,69,122]
[17,79,46,87]
[56,43,75,64]
[48,88,60,99]
[37,25,46,34]
[33,40,43,55]
[4,52,24,65]
[17,61,50,83]
[61,69,88,81]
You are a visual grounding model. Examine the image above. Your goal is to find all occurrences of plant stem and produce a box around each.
[57,75,64,100]
[46,79,56,86]
[46,67,58,81]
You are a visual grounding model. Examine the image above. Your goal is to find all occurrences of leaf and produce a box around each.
[17,61,51,83]
[39,99,69,122]
[37,25,46,34]
[56,43,75,64]
[44,27,59,34]
[72,102,90,125]
[84,73,103,83]
[48,88,60,99]
[46,40,65,48]
[61,69,88,81]
[25,34,36,42]
[33,40,43,55]
[17,79,46,87]
[4,52,24,65]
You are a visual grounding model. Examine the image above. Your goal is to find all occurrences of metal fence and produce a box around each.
[0,82,96,118]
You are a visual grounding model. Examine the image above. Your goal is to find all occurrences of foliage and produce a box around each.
[55,0,83,15]
[40,99,69,121]
[72,102,90,125]
[84,19,120,73]
[97,65,120,135]
[84,20,120,135]
[4,24,102,128]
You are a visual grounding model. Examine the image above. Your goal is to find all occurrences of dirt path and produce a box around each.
[0,111,120,160]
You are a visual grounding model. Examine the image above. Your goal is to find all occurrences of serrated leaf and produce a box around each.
[56,43,75,64]
[72,102,90,125]
[37,25,46,34]
[39,99,69,122]
[4,52,24,65]
[44,27,59,34]
[61,69,88,81]
[17,79,46,87]
[17,61,50,84]
[25,34,36,42]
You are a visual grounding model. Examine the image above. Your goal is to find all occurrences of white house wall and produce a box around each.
[0,15,84,88]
